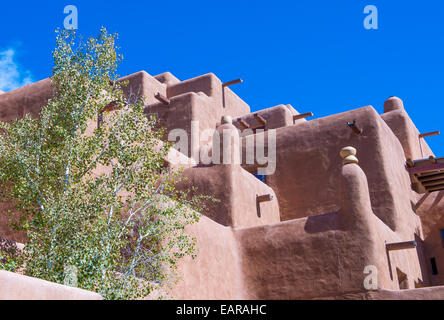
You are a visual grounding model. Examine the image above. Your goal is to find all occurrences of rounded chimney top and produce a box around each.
[384,96,404,113]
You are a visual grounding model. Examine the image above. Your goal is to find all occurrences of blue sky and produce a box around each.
[1,0,443,155]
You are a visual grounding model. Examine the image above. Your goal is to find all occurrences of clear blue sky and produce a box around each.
[1,0,443,155]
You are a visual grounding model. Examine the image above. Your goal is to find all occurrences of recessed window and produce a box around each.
[441,230,444,248]
[254,174,266,184]
[431,258,438,275]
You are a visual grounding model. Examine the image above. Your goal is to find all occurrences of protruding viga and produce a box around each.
[2,69,443,299]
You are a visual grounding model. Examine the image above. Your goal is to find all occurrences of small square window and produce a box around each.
[254,174,266,184]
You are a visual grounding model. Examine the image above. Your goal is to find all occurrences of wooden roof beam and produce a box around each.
[386,241,417,251]
[293,112,314,121]
[257,194,274,203]
[423,179,444,187]
[237,119,250,129]
[347,120,362,135]
[223,79,243,88]
[408,162,444,174]
[254,113,267,126]
[419,172,444,182]
[419,131,440,139]
[155,93,170,106]
[426,184,444,192]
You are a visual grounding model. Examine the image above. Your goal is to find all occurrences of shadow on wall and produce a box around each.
[432,192,444,208]
[304,211,342,234]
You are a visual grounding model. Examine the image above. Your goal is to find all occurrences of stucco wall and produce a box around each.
[177,164,280,228]
[233,104,299,134]
[171,162,427,299]
[0,270,102,300]
[0,78,52,121]
[166,216,243,300]
[119,70,167,105]
[416,191,444,286]
[381,97,434,161]
[381,98,444,288]
[264,106,419,238]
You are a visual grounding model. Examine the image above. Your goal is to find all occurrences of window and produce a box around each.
[431,258,438,275]
[441,230,444,248]
[254,174,266,184]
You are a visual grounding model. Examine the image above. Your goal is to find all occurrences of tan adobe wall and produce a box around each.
[0,78,52,121]
[262,106,421,237]
[0,71,443,299]
[169,155,428,299]
[233,104,300,134]
[0,270,102,300]
[381,97,434,161]
[177,164,280,228]
[164,215,243,299]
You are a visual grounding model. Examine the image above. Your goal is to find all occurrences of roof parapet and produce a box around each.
[383,96,404,113]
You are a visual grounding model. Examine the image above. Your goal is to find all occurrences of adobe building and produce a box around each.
[1,70,444,300]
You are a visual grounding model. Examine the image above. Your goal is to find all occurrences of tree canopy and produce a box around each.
[0,27,211,299]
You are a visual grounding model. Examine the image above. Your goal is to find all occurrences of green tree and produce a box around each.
[0,28,210,299]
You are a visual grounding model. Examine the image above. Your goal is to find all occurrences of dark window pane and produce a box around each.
[431,258,438,275]
[441,230,444,247]
[254,174,266,184]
